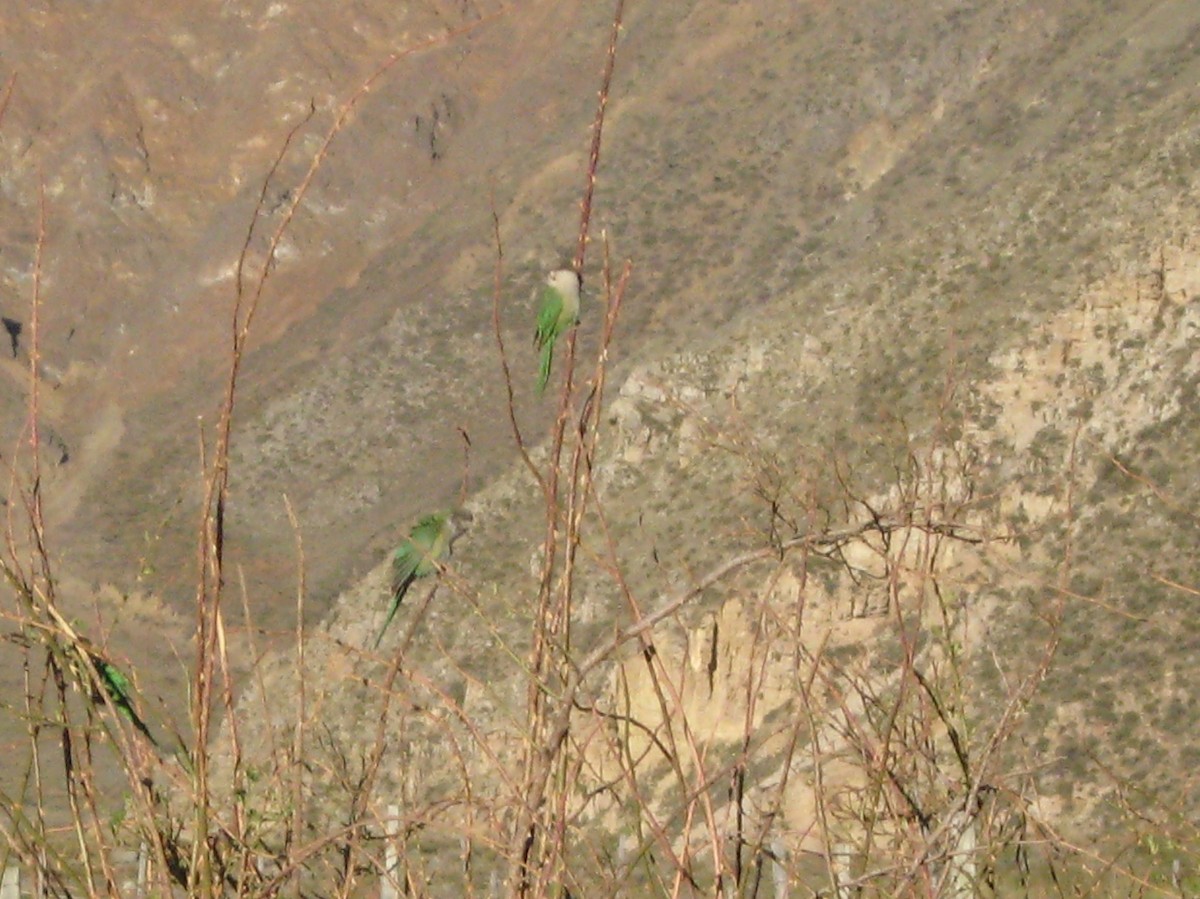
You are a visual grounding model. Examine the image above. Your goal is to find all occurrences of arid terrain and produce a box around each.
[2,0,1199,894]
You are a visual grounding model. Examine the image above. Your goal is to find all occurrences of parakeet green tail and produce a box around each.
[533,268,582,395]
[537,342,555,396]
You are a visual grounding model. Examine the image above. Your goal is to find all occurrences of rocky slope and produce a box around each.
[244,0,1200,890]
[2,0,1199,892]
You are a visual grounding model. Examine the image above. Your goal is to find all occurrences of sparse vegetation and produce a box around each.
[2,1,1200,897]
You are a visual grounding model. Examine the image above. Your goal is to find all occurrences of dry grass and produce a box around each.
[0,5,1197,898]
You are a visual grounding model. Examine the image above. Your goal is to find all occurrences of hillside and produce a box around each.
[1,0,1199,895]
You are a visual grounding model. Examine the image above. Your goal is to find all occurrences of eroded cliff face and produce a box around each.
[571,237,1200,872]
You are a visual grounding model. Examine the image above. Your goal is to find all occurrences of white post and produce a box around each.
[945,810,978,898]
[769,840,788,899]
[617,833,636,883]
[137,841,150,898]
[1,866,19,899]
[381,803,401,899]
[833,840,854,898]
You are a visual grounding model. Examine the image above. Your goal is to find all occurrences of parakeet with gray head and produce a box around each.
[375,508,472,648]
[533,268,582,394]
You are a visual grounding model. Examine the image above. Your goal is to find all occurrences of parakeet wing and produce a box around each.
[391,540,424,589]
[407,513,449,573]
[98,659,131,701]
[534,287,564,350]
[376,513,449,648]
[92,654,161,749]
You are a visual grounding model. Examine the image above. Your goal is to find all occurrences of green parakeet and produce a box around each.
[375,509,471,648]
[82,645,160,750]
[533,268,582,394]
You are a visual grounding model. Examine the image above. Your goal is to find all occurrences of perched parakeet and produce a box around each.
[375,509,471,648]
[533,268,582,394]
[84,647,160,750]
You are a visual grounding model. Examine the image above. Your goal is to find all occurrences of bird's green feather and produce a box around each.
[537,343,555,394]
[534,287,564,350]
[375,512,453,648]
[98,660,131,703]
[89,652,160,749]
[534,287,569,395]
